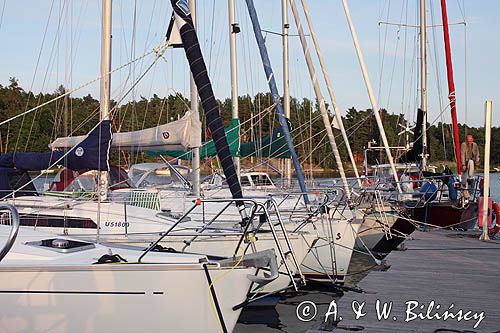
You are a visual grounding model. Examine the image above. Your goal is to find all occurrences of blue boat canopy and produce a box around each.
[0,121,112,172]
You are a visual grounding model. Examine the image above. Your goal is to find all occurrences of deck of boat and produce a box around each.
[311,230,500,332]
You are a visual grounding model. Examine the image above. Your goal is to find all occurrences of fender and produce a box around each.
[478,197,493,229]
[490,201,500,237]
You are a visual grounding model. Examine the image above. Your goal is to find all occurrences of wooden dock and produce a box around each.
[322,230,500,332]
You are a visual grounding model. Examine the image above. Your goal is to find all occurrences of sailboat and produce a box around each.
[393,0,479,231]
[243,0,364,284]
[0,3,284,331]
[0,203,277,333]
[0,0,313,295]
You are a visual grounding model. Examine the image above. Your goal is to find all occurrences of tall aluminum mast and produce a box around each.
[229,0,240,177]
[99,0,112,202]
[190,0,201,196]
[282,0,292,186]
[420,0,428,168]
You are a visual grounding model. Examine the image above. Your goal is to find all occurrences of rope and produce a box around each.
[0,47,159,127]
[0,121,105,201]
[206,246,245,333]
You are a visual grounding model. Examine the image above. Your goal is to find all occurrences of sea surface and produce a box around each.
[234,252,381,333]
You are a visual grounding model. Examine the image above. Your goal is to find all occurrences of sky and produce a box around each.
[0,0,498,127]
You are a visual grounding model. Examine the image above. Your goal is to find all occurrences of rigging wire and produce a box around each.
[384,1,405,112]
[0,0,5,31]
[0,47,160,127]
[377,0,391,104]
[207,0,216,73]
[400,0,408,126]
[462,5,468,136]
[10,0,56,153]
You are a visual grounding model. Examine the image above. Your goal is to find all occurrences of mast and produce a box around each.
[229,0,240,177]
[341,0,401,192]
[440,0,461,175]
[190,0,200,196]
[299,0,361,187]
[282,0,292,187]
[420,0,428,168]
[63,93,69,137]
[99,0,112,202]
[245,0,309,204]
[289,0,350,196]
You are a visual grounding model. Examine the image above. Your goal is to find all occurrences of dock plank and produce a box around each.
[329,230,500,332]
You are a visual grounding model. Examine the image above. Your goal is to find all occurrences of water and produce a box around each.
[487,173,500,202]
[234,252,382,332]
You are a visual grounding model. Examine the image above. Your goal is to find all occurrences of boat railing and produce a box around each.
[235,197,305,291]
[138,197,304,291]
[385,175,484,208]
[291,192,342,233]
[0,204,20,262]
[354,173,483,205]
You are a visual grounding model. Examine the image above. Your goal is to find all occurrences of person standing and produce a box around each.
[460,134,480,199]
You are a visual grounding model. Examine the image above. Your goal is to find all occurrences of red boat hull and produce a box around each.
[407,201,478,230]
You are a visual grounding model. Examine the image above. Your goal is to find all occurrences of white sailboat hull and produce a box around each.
[0,266,250,333]
[7,196,313,292]
[296,216,361,283]
[0,226,256,333]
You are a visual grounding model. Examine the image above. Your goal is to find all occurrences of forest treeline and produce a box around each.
[0,78,497,174]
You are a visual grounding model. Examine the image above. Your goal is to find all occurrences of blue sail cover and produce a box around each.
[0,120,111,171]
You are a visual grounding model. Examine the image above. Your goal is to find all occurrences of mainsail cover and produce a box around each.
[149,118,240,160]
[0,120,111,171]
[50,110,201,152]
[171,0,243,200]
[150,118,292,159]
[241,126,291,158]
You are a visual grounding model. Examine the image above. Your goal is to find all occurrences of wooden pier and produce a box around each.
[325,230,500,332]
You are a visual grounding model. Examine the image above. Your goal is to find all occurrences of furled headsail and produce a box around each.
[245,0,309,204]
[170,0,242,200]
